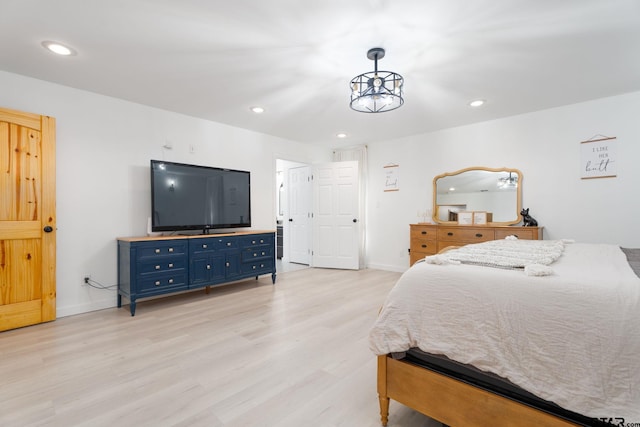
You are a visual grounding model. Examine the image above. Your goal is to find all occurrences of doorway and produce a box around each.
[276,159,310,272]
[275,159,362,271]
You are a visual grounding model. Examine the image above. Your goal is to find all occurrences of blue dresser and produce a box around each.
[117,231,276,315]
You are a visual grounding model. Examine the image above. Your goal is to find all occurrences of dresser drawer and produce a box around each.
[242,234,274,248]
[438,227,495,243]
[410,238,438,255]
[410,250,435,266]
[241,246,273,262]
[494,228,537,240]
[137,272,188,294]
[190,238,225,253]
[137,258,187,275]
[410,225,437,240]
[241,259,274,274]
[137,240,187,259]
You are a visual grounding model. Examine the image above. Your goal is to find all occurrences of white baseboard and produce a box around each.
[56,298,117,318]
[365,262,408,273]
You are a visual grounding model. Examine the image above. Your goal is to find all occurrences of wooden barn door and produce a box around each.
[0,107,56,331]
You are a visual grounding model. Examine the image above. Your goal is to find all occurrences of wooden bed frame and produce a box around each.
[377,355,582,427]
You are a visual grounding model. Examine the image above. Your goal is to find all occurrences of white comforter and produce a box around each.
[369,242,640,420]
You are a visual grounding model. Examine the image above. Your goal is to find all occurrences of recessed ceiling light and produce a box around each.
[469,99,485,108]
[41,41,76,56]
[250,106,265,114]
[336,132,348,139]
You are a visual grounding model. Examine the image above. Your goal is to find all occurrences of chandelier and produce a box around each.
[350,48,404,113]
[498,172,518,189]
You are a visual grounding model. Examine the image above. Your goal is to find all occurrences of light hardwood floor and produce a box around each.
[0,268,442,427]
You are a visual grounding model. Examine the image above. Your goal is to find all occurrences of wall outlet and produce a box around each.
[83,275,91,285]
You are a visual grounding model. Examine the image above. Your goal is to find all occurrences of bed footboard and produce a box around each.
[377,355,580,427]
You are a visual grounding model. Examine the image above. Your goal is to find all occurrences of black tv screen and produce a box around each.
[150,160,251,232]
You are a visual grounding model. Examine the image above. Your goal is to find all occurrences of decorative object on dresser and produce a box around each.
[520,208,538,226]
[117,231,276,315]
[409,223,543,265]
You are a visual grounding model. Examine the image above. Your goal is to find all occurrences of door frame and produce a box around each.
[275,158,310,265]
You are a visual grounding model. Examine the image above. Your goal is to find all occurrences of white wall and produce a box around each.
[0,71,330,317]
[367,91,640,271]
[4,70,640,312]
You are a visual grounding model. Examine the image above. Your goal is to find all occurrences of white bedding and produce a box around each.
[369,242,640,420]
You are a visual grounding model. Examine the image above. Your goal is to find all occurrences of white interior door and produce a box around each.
[288,166,311,265]
[312,161,360,270]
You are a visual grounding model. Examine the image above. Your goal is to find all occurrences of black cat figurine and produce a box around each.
[520,208,538,227]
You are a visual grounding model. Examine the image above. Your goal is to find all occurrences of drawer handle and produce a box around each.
[421,244,427,248]
[155,265,160,270]
[252,240,256,244]
[253,253,257,257]
[155,280,161,286]
[168,278,174,284]
[226,242,232,247]
[207,265,211,270]
[421,231,427,235]
[252,265,256,270]
[168,263,173,268]
[260,264,264,268]
[260,239,264,243]
[155,248,160,254]
[261,251,265,256]
[475,233,483,238]
[168,248,174,253]
[447,232,454,236]
[202,244,208,249]
[226,262,230,267]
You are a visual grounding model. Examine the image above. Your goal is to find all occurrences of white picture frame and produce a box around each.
[473,211,488,225]
[457,211,473,225]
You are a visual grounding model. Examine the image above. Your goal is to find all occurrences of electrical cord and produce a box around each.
[85,277,118,290]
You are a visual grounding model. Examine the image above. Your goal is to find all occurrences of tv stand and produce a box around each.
[117,230,276,315]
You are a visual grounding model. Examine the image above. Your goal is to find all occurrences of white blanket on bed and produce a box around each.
[369,242,640,420]
[425,238,565,271]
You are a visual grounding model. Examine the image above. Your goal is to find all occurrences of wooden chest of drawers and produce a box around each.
[410,224,543,266]
[409,224,439,265]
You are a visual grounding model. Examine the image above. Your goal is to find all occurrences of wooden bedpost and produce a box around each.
[377,355,390,426]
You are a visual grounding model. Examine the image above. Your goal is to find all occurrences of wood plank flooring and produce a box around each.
[0,268,441,427]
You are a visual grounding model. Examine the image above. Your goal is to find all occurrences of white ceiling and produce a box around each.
[2,0,640,147]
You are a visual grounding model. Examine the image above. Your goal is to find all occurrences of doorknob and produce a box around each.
[352,219,358,223]
[289,218,293,222]
[43,226,53,233]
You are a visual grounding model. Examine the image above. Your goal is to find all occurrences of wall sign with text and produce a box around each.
[580,136,616,179]
[383,164,399,192]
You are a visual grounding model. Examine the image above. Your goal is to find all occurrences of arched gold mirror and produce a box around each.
[432,166,522,225]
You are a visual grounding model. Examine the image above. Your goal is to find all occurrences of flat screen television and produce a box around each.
[150,160,251,233]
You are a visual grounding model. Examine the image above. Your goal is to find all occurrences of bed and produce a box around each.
[369,239,640,427]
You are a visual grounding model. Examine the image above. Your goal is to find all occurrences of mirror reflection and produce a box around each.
[433,167,522,225]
